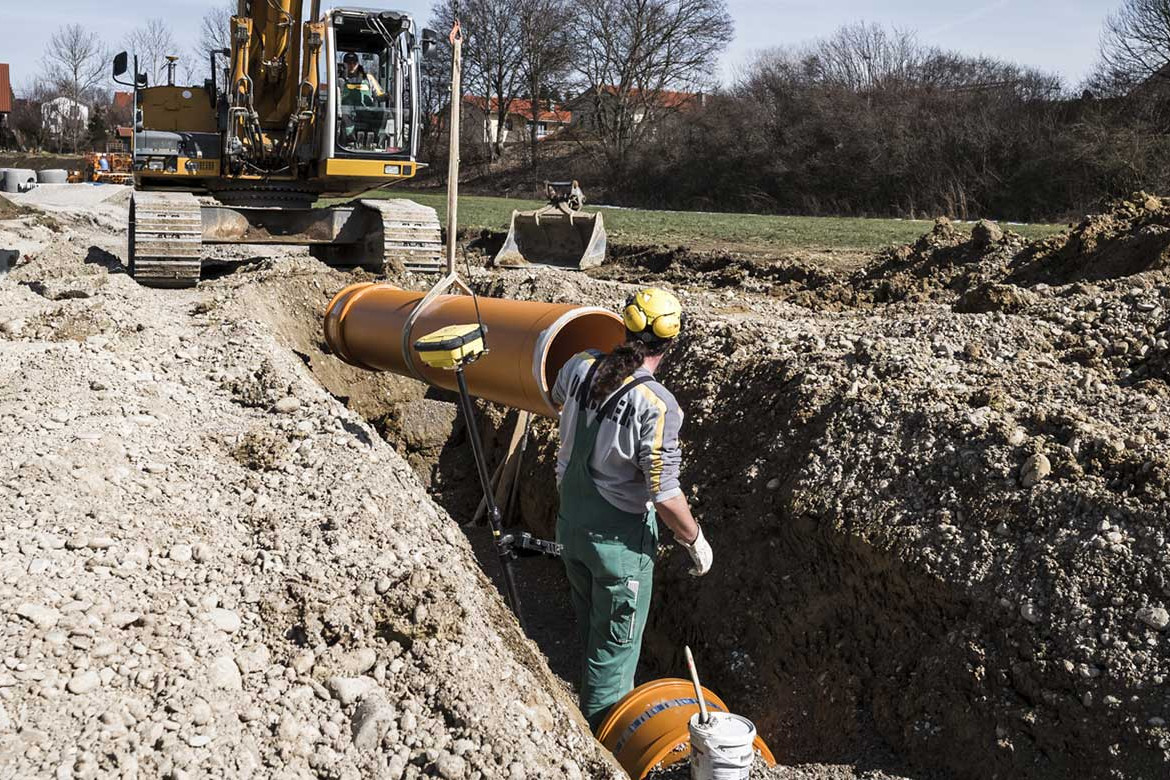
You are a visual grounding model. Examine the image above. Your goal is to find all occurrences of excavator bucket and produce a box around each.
[494,205,607,269]
[493,181,607,269]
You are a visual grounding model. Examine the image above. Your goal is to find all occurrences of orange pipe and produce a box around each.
[323,282,626,417]
[594,678,777,779]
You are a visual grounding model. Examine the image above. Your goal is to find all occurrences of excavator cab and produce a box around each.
[322,9,422,166]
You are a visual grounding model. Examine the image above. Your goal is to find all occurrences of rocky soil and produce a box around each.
[477,196,1170,779]
[4,188,1170,780]
[0,198,620,779]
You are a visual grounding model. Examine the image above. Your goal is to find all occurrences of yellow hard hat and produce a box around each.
[623,288,682,342]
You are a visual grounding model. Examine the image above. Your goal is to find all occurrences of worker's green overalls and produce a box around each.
[341,76,377,108]
[557,362,659,732]
[340,73,379,145]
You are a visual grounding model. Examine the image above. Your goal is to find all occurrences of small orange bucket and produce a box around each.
[594,679,776,779]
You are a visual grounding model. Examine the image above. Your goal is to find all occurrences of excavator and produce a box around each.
[112,1,443,287]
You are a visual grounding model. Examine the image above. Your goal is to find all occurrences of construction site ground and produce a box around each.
[2,187,1169,780]
[330,189,1065,262]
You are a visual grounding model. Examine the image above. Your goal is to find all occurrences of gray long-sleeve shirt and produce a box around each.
[552,350,684,514]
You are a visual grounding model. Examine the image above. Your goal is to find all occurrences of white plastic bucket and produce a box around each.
[689,712,757,780]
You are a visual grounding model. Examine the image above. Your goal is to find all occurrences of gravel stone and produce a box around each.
[207,655,242,690]
[1138,606,1170,631]
[66,670,100,695]
[207,608,241,634]
[351,694,395,751]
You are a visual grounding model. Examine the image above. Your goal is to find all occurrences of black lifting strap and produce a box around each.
[578,359,654,424]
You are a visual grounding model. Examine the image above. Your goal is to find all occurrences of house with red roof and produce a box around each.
[463,96,572,145]
[564,85,705,132]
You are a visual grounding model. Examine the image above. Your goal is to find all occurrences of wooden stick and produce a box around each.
[444,23,462,277]
[467,411,531,526]
[685,646,710,724]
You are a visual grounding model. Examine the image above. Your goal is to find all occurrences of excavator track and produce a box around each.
[359,198,443,275]
[129,191,203,288]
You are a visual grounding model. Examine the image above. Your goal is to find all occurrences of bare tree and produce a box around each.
[1085,0,1170,96]
[431,0,526,161]
[125,18,179,87]
[516,0,575,174]
[198,1,235,57]
[41,23,109,152]
[803,22,920,91]
[418,33,454,165]
[11,81,55,152]
[749,23,1060,99]
[571,0,734,169]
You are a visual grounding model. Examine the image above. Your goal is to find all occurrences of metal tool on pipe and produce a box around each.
[412,322,562,629]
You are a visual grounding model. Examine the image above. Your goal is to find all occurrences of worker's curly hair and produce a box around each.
[589,333,672,405]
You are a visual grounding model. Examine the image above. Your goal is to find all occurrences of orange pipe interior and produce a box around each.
[323,282,626,417]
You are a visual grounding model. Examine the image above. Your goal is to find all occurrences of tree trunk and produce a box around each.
[528,81,541,181]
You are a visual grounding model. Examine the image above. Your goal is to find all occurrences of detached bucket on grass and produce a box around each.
[689,712,757,780]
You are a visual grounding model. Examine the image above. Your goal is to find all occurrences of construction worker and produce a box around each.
[340,51,385,108]
[552,287,713,732]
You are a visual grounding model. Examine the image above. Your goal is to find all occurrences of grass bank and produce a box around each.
[337,189,1067,256]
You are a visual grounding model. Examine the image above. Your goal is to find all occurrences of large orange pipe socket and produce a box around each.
[323,282,626,417]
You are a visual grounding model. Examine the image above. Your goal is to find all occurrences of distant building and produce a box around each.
[41,96,89,137]
[462,96,572,145]
[113,126,133,152]
[0,64,12,128]
[565,86,704,131]
[113,92,133,111]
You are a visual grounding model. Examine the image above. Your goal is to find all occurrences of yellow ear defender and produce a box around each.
[622,288,683,342]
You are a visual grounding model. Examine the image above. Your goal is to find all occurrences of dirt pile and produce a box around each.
[827,192,1170,310]
[0,195,30,221]
[590,244,845,298]
[1009,192,1170,286]
[0,210,621,778]
[475,219,1170,779]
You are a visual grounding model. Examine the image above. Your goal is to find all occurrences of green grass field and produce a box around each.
[343,189,1067,255]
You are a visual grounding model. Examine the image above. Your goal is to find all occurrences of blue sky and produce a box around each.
[5,0,1111,92]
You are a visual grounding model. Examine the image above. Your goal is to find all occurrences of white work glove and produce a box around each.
[677,525,713,577]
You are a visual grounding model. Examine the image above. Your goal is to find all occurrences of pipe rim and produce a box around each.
[324,281,399,369]
[531,306,621,414]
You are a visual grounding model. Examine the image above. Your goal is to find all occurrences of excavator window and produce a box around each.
[334,36,404,156]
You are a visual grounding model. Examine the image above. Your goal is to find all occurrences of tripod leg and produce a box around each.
[455,368,527,630]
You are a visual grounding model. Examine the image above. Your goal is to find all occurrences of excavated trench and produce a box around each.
[219,203,1170,780]
[222,264,953,778]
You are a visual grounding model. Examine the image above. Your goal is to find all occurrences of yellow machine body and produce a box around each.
[128,2,434,197]
[115,2,445,287]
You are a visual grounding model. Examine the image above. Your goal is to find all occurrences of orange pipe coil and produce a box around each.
[323,282,627,417]
[594,679,777,779]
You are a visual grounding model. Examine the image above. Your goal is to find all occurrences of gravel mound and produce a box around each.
[0,210,620,779]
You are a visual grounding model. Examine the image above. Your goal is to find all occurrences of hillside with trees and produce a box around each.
[429,0,1170,224]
